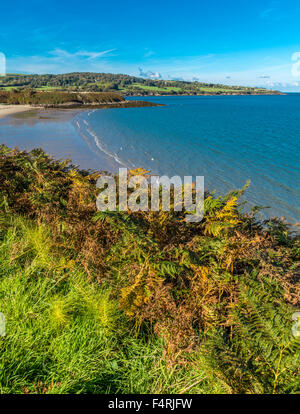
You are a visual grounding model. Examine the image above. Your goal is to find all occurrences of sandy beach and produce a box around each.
[0,107,120,172]
[0,105,39,119]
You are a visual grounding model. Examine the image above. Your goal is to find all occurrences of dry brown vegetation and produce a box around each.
[0,90,125,106]
[0,145,299,393]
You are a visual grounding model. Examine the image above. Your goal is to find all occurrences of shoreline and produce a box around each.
[0,100,161,121]
[72,110,126,173]
[125,92,286,97]
[0,92,284,120]
[0,97,299,224]
[0,107,121,173]
[0,105,43,120]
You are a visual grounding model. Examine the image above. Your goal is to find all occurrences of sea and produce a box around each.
[0,94,299,223]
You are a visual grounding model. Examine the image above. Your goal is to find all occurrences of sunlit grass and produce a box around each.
[0,146,298,394]
[0,215,224,394]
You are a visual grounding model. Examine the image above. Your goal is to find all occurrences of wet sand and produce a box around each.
[0,108,119,172]
[0,105,41,119]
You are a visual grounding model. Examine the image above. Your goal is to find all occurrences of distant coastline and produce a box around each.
[0,94,299,224]
[0,88,283,120]
[0,72,283,96]
[0,90,163,109]
[125,91,285,97]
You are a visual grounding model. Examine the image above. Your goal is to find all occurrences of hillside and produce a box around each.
[0,90,160,108]
[0,72,282,96]
[0,145,299,394]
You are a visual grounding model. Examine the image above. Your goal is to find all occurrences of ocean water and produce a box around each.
[0,95,299,223]
[74,94,300,223]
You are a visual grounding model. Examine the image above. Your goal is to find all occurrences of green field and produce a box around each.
[0,72,281,96]
[34,86,64,91]
[129,84,182,93]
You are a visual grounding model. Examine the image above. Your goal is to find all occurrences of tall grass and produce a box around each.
[0,215,223,394]
[0,146,299,394]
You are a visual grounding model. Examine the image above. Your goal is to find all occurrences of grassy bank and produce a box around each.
[0,90,161,109]
[0,146,299,394]
[0,90,125,106]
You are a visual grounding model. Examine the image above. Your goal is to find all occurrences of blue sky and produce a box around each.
[1,0,300,90]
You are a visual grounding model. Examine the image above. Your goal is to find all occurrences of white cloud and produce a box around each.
[138,67,162,79]
[262,80,300,91]
[5,48,118,74]
[49,48,116,60]
[5,46,300,92]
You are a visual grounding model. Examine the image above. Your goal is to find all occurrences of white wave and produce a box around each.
[73,112,128,167]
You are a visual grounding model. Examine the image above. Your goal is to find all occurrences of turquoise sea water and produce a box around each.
[0,95,299,222]
[75,94,300,223]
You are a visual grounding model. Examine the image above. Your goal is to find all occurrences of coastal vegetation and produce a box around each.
[0,90,124,106]
[0,145,299,394]
[0,73,282,96]
[0,90,160,108]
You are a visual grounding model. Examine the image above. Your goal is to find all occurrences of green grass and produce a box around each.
[0,214,224,394]
[127,84,266,95]
[0,72,281,95]
[0,146,298,394]
[197,87,242,93]
[132,84,182,93]
[34,86,64,91]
